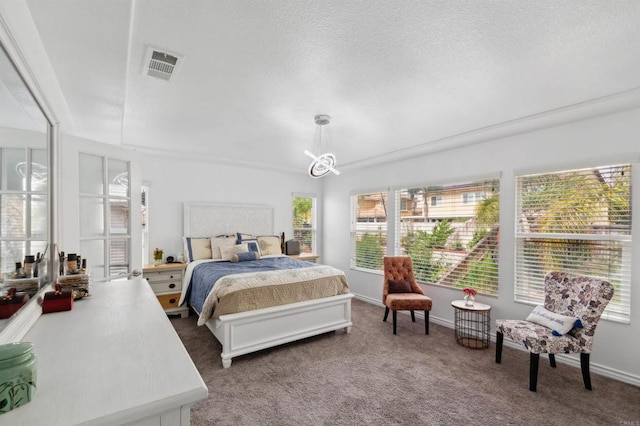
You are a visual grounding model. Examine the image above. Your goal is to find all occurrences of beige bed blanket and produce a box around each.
[197,265,349,325]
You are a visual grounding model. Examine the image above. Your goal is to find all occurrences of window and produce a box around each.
[395,180,499,295]
[292,195,316,254]
[351,191,388,271]
[141,185,148,265]
[0,147,48,275]
[79,153,131,278]
[515,163,631,323]
[462,191,486,204]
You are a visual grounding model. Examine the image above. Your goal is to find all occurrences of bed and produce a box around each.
[181,202,353,368]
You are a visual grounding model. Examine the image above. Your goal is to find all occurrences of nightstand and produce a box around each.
[288,253,320,263]
[143,263,188,318]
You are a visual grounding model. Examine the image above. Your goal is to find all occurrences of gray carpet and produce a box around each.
[171,299,640,426]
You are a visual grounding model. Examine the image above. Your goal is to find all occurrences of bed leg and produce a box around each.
[345,326,352,334]
[222,357,232,368]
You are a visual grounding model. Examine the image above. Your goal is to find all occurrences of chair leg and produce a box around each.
[581,353,592,390]
[530,353,540,392]
[549,354,556,368]
[495,332,503,363]
[424,310,429,335]
[383,306,389,322]
[392,310,397,335]
[411,310,416,322]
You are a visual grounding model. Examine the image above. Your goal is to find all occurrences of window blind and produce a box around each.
[351,191,388,271]
[395,179,500,296]
[515,164,631,323]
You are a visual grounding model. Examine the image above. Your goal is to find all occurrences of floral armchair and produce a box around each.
[495,272,614,391]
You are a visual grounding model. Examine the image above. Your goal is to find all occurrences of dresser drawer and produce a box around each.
[145,270,183,284]
[157,293,181,310]
[149,280,182,293]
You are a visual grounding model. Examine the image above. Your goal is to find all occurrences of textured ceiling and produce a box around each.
[24,0,640,174]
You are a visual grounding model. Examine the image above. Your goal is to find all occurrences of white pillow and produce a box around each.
[257,235,282,255]
[526,305,577,335]
[183,237,212,262]
[211,236,237,260]
[220,243,249,261]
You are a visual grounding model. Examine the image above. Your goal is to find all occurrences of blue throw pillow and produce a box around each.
[238,237,261,256]
[231,251,260,263]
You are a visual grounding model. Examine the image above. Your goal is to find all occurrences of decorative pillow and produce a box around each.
[526,305,579,336]
[388,279,412,293]
[231,251,260,262]
[236,232,255,243]
[220,243,249,261]
[238,238,261,256]
[210,236,237,260]
[257,235,282,255]
[183,237,212,262]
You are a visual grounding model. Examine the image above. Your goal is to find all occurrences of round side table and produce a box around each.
[451,300,491,350]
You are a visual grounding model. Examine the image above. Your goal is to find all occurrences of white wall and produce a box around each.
[323,106,640,384]
[140,154,322,263]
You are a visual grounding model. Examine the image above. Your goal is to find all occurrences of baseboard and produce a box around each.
[353,294,640,388]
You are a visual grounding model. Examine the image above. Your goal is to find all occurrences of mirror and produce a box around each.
[0,41,52,329]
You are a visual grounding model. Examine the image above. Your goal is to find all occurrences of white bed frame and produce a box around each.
[184,202,353,368]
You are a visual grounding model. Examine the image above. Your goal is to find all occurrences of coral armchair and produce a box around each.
[495,272,614,391]
[382,256,432,335]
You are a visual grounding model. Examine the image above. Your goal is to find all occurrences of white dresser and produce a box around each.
[0,278,207,425]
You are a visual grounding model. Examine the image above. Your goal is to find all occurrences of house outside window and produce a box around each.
[351,191,388,271]
[395,179,499,296]
[292,194,316,254]
[515,163,631,323]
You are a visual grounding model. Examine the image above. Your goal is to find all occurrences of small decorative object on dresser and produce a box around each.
[143,263,188,318]
[0,342,37,414]
[153,248,164,266]
[0,288,30,319]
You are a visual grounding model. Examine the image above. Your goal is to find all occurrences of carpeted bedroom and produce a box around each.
[172,298,640,426]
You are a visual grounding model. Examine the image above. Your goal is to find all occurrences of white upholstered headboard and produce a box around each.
[183,203,274,237]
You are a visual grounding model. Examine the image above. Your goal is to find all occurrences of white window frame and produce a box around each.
[394,179,500,296]
[292,193,317,254]
[350,190,388,273]
[141,184,149,265]
[514,163,632,323]
[430,195,442,207]
[0,146,48,274]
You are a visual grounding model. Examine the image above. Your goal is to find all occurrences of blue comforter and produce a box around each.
[187,257,316,314]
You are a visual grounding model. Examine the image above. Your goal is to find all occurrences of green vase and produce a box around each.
[0,342,37,413]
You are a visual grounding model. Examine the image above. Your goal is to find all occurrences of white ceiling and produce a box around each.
[23,0,640,174]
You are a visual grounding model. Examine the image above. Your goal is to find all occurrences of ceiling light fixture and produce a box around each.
[304,114,340,178]
[16,162,47,183]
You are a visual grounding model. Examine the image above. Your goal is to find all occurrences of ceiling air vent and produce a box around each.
[144,47,183,82]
